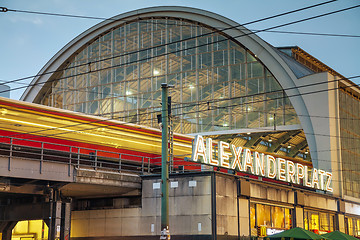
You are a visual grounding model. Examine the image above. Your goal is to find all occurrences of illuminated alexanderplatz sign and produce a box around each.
[191,135,333,192]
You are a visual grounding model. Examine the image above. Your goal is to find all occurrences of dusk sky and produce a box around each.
[1,0,359,100]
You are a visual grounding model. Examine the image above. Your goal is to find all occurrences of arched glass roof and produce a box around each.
[37,17,300,135]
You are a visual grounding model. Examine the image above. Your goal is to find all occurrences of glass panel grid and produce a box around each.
[41,17,299,135]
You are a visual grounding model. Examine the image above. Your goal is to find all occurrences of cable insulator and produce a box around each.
[0,7,8,12]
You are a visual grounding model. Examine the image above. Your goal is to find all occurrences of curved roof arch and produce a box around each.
[21,6,318,163]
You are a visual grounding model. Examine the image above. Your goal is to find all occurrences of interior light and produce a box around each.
[247,107,252,112]
[287,145,292,149]
[269,116,274,120]
[126,90,132,95]
[247,132,251,135]
[189,85,195,89]
[305,151,309,154]
[268,138,272,142]
[223,123,229,127]
[153,69,160,75]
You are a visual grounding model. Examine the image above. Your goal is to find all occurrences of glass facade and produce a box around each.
[40,18,299,134]
[339,89,360,198]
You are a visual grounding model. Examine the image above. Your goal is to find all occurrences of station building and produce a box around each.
[11,6,360,240]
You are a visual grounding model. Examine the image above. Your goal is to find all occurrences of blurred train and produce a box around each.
[0,96,195,173]
[0,96,312,177]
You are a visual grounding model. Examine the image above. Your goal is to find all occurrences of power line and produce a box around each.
[0,1,337,26]
[2,28,359,89]
[1,74,360,145]
[2,0,359,96]
[0,4,359,141]
[253,29,360,38]
[0,0,347,88]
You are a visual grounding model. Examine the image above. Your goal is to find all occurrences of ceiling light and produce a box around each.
[268,138,272,142]
[126,90,132,95]
[287,145,291,149]
[153,69,160,75]
[247,132,251,135]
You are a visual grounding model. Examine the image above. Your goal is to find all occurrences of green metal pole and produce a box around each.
[160,83,169,239]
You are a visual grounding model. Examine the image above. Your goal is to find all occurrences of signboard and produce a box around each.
[266,228,285,235]
[190,135,333,192]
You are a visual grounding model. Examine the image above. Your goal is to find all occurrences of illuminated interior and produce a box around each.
[250,202,292,236]
[304,210,335,233]
[38,18,300,135]
[11,220,48,240]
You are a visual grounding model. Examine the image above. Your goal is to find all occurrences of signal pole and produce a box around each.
[160,83,171,240]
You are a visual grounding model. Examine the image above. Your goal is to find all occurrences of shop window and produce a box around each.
[320,212,329,231]
[257,204,271,227]
[310,212,319,232]
[285,208,292,229]
[345,217,360,237]
[304,210,335,234]
[348,217,354,236]
[272,206,285,228]
[251,202,292,237]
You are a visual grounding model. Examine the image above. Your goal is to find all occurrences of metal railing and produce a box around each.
[0,136,155,175]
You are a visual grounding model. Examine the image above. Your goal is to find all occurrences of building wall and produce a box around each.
[70,173,360,239]
[216,176,238,237]
[71,174,213,239]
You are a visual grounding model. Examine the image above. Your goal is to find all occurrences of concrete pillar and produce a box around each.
[338,214,345,232]
[47,201,62,240]
[1,221,17,240]
[294,207,304,228]
[60,202,71,240]
[238,198,249,237]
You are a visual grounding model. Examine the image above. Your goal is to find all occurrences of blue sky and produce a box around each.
[1,0,359,100]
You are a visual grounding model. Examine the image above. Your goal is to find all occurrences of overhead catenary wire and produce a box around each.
[2,5,360,195]
[0,4,358,156]
[1,28,359,88]
[1,73,360,144]
[2,1,360,97]
[0,0,337,27]
[0,0,354,88]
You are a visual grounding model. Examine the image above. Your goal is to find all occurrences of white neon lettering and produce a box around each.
[254,152,265,176]
[242,148,254,174]
[286,160,296,184]
[304,166,312,187]
[311,168,320,189]
[318,170,326,190]
[189,135,334,192]
[207,138,218,165]
[325,172,333,192]
[192,135,208,163]
[230,145,243,171]
[276,158,286,181]
[219,141,230,168]
[266,155,276,179]
[295,163,304,185]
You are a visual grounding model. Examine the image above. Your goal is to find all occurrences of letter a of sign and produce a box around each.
[192,135,208,164]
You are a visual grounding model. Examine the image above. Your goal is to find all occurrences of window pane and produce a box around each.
[271,206,285,228]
